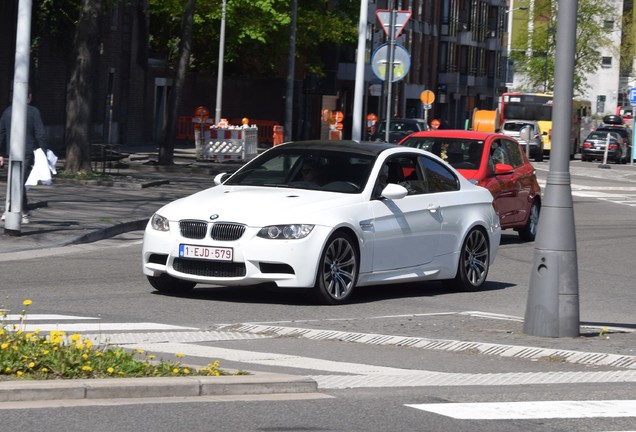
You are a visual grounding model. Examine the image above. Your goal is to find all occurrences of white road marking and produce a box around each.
[10,322,197,332]
[406,400,636,419]
[122,342,636,389]
[2,314,99,321]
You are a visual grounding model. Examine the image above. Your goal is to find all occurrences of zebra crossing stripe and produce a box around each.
[406,400,636,420]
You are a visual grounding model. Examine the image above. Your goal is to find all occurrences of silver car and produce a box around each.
[501,120,544,162]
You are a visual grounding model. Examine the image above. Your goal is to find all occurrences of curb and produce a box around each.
[0,373,318,402]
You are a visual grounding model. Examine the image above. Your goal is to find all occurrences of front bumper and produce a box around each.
[142,220,331,288]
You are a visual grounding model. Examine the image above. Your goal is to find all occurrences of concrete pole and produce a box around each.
[4,0,32,236]
[284,0,297,142]
[524,0,580,337]
[214,0,226,125]
[352,0,369,142]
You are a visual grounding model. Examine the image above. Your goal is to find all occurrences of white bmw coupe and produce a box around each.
[142,141,501,304]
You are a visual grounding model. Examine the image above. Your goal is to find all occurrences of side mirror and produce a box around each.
[494,163,514,175]
[381,183,409,200]
[214,172,230,185]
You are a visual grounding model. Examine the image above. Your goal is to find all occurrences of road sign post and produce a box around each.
[420,90,435,127]
[376,8,411,142]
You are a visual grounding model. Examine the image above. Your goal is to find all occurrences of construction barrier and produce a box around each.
[200,124,259,162]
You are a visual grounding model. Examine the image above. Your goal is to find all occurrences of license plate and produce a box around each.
[179,244,233,261]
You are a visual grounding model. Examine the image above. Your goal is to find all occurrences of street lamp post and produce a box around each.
[506,2,528,86]
[214,0,226,125]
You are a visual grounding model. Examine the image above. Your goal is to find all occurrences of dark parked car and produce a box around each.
[500,120,544,162]
[371,118,428,143]
[592,125,632,163]
[399,130,542,241]
[581,130,628,163]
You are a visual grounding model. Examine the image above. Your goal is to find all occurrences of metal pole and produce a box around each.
[4,0,32,235]
[384,4,396,143]
[284,0,297,142]
[214,0,226,124]
[524,0,580,338]
[352,0,369,142]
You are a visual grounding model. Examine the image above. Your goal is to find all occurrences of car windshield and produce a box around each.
[503,122,533,132]
[588,131,620,140]
[224,148,376,193]
[401,137,484,170]
[378,121,422,134]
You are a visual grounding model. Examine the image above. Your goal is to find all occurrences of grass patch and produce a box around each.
[56,170,112,182]
[1,300,244,381]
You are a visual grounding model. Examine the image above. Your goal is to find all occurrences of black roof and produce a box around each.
[272,140,397,156]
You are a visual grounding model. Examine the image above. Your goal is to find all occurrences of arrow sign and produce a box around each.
[376,9,411,40]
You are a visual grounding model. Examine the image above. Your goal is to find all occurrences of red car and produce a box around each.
[399,130,541,241]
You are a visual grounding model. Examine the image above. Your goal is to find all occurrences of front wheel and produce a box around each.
[147,274,196,295]
[313,232,359,305]
[518,200,540,242]
[443,228,490,291]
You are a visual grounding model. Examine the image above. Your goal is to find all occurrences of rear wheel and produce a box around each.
[443,228,490,291]
[313,232,359,305]
[147,274,196,294]
[518,200,540,241]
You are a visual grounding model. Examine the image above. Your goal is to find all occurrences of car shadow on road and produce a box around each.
[152,279,515,306]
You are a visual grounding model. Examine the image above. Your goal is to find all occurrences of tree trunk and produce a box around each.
[158,0,195,165]
[64,0,104,173]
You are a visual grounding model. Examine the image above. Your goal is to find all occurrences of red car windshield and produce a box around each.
[401,137,484,170]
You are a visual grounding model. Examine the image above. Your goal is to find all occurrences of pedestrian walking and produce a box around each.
[0,87,48,224]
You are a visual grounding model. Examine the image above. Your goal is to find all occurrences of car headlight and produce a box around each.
[150,213,170,232]
[257,224,314,239]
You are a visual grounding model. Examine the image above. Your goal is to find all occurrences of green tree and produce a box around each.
[148,0,358,77]
[513,0,618,96]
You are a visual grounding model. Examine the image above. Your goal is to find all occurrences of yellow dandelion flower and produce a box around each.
[117,371,124,375]
[4,367,11,373]
[42,350,49,355]
[84,339,93,348]
[26,333,33,339]
[22,299,32,306]
[41,368,48,373]
[16,371,23,376]
[81,366,92,372]
[75,343,85,350]
[107,367,115,374]
[70,333,81,342]
[82,353,89,360]
[172,368,179,374]
[34,329,41,335]
[183,368,190,374]
[214,370,220,376]
[0,329,4,335]
[1,343,8,350]
[28,362,35,368]
[175,353,185,358]
[148,355,155,360]
[135,348,145,354]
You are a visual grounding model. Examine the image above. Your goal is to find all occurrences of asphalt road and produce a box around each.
[1,158,635,431]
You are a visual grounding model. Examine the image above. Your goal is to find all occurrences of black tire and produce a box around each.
[443,228,490,292]
[313,232,359,305]
[147,274,196,294]
[518,200,540,242]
